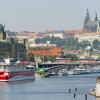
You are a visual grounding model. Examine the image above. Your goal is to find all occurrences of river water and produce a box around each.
[0,74,99,100]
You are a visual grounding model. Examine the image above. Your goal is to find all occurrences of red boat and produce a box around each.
[0,58,35,82]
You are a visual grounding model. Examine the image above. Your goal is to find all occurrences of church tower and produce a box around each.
[95,12,98,21]
[84,9,90,24]
[94,13,100,32]
[0,24,6,41]
[83,9,100,32]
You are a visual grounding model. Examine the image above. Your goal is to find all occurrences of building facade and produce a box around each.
[0,41,26,60]
[83,9,100,32]
[44,30,64,39]
[0,24,6,41]
[0,24,26,60]
[16,31,35,49]
[74,32,100,43]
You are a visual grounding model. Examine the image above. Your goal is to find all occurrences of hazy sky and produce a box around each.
[0,0,100,32]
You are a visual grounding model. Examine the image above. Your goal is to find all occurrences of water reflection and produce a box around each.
[0,82,10,100]
[0,80,35,100]
[0,74,98,100]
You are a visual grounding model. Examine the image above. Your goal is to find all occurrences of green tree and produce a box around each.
[93,40,99,50]
[28,55,35,62]
[35,37,79,50]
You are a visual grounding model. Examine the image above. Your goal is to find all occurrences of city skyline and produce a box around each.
[0,0,100,32]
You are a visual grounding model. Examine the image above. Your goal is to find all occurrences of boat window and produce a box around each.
[26,67,29,69]
[20,66,23,70]
[27,67,34,69]
[0,66,2,69]
[4,66,6,69]
[21,66,24,70]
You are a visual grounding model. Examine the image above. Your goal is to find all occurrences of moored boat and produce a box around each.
[0,58,35,82]
[74,68,90,74]
[68,68,91,75]
[68,69,79,75]
[90,67,100,74]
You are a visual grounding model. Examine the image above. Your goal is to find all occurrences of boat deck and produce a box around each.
[89,90,100,97]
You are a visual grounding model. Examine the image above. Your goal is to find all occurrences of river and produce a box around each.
[0,73,99,100]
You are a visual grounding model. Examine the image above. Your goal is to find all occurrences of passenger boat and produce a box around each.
[75,68,90,74]
[68,69,79,75]
[68,68,91,75]
[0,58,35,82]
[90,67,100,74]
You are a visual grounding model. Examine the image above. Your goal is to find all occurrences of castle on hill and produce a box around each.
[83,9,100,32]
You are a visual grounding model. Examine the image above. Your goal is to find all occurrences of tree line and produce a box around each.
[35,36,100,50]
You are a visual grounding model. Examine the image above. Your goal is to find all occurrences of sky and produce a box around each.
[0,0,100,32]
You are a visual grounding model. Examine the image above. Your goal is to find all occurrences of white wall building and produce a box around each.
[74,32,100,43]
[16,31,35,48]
[44,30,64,39]
[29,43,56,47]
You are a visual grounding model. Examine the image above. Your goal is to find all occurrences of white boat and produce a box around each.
[75,68,90,74]
[68,68,91,75]
[90,67,100,73]
[68,69,79,75]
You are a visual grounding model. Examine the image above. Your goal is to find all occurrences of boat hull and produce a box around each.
[0,71,35,82]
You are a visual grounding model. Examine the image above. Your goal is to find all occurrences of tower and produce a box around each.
[84,8,90,24]
[83,9,100,32]
[94,12,100,32]
[0,24,6,40]
[95,12,98,21]
[83,9,91,30]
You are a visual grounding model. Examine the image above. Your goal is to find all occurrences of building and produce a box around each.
[5,30,16,41]
[0,40,26,60]
[74,32,100,43]
[83,9,100,32]
[64,50,79,55]
[16,31,35,48]
[44,30,64,39]
[35,32,48,39]
[29,43,56,47]
[28,47,61,57]
[0,24,26,59]
[10,42,26,59]
[0,24,6,41]
[0,39,26,60]
[63,29,88,39]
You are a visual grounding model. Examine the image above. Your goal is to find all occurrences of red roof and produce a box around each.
[28,48,61,57]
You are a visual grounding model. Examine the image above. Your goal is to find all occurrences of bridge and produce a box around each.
[36,62,100,76]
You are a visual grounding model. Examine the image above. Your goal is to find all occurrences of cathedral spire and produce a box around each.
[95,12,98,21]
[86,9,89,17]
[85,8,90,20]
